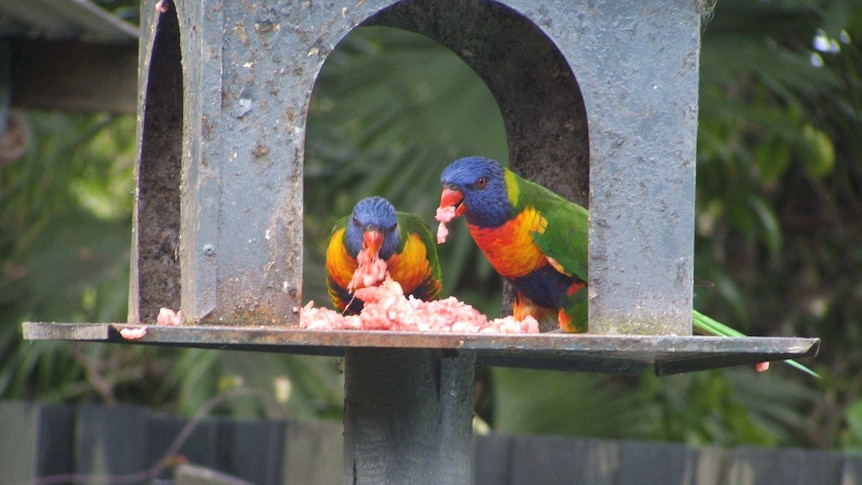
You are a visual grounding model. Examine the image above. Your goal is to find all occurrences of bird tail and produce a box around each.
[692,310,820,378]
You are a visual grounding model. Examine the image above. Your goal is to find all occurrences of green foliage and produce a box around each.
[0,113,133,398]
[842,399,862,450]
[489,366,820,448]
[486,368,819,446]
[490,369,652,439]
[692,0,862,448]
[0,111,345,418]
[695,0,861,361]
[93,0,141,25]
[640,369,819,447]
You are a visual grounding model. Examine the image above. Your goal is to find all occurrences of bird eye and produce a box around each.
[475,177,488,189]
[352,216,361,226]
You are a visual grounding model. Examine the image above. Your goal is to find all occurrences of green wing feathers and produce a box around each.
[509,169,589,282]
[394,211,443,301]
[507,166,817,377]
[397,211,443,283]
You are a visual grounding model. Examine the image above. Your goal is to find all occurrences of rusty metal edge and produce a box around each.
[21,322,819,375]
[18,322,820,354]
[655,353,802,376]
[22,321,111,341]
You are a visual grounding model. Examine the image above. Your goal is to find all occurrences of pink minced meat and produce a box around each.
[347,247,388,292]
[435,206,457,244]
[300,277,539,333]
[157,307,182,326]
[121,306,183,340]
[119,327,148,340]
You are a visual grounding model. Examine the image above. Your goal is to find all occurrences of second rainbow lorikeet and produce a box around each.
[326,196,442,313]
[437,156,817,376]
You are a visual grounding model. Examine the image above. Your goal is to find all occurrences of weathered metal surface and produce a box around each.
[344,349,475,484]
[23,323,110,341]
[562,0,701,336]
[22,322,819,376]
[131,0,698,335]
[147,0,372,325]
[130,5,182,324]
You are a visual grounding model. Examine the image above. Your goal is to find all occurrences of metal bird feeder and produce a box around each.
[24,0,819,483]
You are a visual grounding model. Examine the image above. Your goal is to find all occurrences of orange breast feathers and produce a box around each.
[386,232,436,294]
[326,229,435,296]
[325,227,357,290]
[467,207,549,280]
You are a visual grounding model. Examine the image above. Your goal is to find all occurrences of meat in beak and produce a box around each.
[439,187,466,218]
[362,229,384,257]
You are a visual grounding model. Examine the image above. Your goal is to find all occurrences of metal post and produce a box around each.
[580,0,702,336]
[343,349,476,485]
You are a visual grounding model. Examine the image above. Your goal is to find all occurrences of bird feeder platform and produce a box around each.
[22,0,819,483]
[23,323,817,377]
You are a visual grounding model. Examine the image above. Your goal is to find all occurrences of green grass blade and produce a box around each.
[692,311,820,379]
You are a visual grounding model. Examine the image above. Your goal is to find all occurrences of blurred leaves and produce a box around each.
[842,399,862,450]
[490,369,652,439]
[691,0,861,448]
[0,112,145,403]
[800,124,835,178]
[642,368,819,447]
[0,111,345,420]
[489,366,820,449]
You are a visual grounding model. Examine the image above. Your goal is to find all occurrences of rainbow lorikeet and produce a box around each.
[326,196,442,313]
[438,156,817,376]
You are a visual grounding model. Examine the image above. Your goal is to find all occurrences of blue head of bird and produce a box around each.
[440,156,511,227]
[345,196,400,260]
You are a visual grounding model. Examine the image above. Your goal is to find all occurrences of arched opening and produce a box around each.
[302,1,589,323]
[130,0,183,324]
[303,26,508,312]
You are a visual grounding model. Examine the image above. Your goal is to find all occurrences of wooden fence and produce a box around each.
[2,400,860,485]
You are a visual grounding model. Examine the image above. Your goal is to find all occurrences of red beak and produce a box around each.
[363,229,384,257]
[439,187,467,218]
